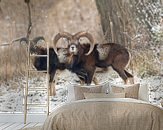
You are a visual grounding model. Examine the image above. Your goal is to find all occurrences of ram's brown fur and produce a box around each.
[67,43,133,84]
[95,43,133,84]
[53,31,133,85]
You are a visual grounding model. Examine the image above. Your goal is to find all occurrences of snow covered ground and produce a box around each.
[0,69,162,113]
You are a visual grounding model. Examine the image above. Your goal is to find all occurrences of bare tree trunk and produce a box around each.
[95,0,137,76]
[95,0,132,45]
[95,0,162,77]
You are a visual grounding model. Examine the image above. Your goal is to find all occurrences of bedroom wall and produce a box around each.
[0,0,103,81]
[0,0,103,46]
[0,0,162,113]
[0,0,103,112]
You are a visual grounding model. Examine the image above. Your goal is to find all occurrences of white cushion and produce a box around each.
[84,93,125,99]
[138,84,149,102]
[67,84,76,102]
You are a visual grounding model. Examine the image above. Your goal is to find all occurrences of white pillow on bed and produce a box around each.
[67,84,102,102]
[74,85,102,100]
[67,84,76,102]
[138,84,149,102]
[84,92,125,99]
[67,82,149,102]
[112,83,140,99]
[101,82,149,101]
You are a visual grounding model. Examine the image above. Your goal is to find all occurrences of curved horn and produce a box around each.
[53,32,72,54]
[73,31,94,55]
[11,37,28,44]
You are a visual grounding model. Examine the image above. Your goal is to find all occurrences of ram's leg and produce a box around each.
[49,82,54,96]
[49,81,56,96]
[75,69,88,85]
[80,80,85,85]
[124,70,134,84]
[78,77,86,85]
[93,77,99,85]
[112,67,128,84]
[77,70,91,85]
[119,71,128,84]
[49,70,56,96]
[73,67,95,85]
[86,67,96,85]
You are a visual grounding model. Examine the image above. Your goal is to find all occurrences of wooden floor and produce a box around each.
[0,122,43,130]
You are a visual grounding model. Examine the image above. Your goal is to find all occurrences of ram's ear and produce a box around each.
[81,43,98,55]
[80,44,91,55]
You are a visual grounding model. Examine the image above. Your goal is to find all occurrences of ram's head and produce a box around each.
[53,31,94,56]
[52,31,96,85]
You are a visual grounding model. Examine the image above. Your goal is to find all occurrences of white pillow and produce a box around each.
[67,82,149,102]
[67,84,76,102]
[138,84,149,102]
[67,84,102,102]
[101,81,149,101]
[84,93,125,99]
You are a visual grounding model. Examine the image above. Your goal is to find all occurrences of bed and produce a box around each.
[23,83,163,130]
[42,98,163,130]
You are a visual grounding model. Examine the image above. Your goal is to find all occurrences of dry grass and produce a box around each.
[0,0,102,83]
[0,45,26,82]
[131,48,162,77]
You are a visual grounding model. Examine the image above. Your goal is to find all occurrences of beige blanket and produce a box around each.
[22,98,162,130]
[40,98,163,130]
